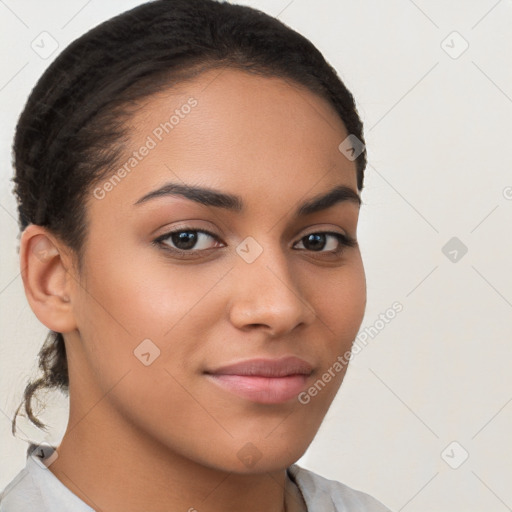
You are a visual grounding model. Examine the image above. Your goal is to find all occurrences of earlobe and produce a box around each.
[19,225,78,333]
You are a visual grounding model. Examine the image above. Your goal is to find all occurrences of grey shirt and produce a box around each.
[0,445,392,511]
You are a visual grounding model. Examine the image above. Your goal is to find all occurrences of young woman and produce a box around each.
[1,0,392,510]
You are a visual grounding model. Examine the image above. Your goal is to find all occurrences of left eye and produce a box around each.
[294,232,350,252]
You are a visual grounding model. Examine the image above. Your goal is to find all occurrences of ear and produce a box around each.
[19,224,79,334]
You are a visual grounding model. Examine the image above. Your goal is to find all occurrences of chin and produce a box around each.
[229,439,311,475]
[181,437,309,476]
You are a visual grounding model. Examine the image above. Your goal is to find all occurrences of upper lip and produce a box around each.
[205,356,314,378]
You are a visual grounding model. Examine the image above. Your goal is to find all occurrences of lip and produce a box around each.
[204,356,313,404]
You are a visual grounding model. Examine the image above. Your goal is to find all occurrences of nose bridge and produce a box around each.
[228,234,315,334]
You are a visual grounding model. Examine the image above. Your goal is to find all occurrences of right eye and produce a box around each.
[154,227,224,255]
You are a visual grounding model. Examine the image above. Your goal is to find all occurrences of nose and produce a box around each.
[227,242,317,337]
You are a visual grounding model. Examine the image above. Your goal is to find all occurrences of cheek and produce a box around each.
[80,243,225,339]
[295,263,366,418]
[73,246,233,397]
[71,251,215,436]
[313,258,367,346]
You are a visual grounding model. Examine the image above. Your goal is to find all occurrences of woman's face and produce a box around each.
[68,67,366,473]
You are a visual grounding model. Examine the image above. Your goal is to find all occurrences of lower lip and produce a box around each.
[206,374,309,404]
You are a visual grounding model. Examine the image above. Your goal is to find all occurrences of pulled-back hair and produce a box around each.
[11,0,367,435]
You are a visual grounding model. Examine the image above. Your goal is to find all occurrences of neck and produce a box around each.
[48,399,300,512]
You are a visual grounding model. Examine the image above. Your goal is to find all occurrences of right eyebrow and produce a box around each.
[134,182,243,211]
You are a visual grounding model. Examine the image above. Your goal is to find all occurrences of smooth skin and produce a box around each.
[20,67,366,512]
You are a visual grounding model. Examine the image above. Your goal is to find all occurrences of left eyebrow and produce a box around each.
[296,185,361,216]
[133,182,361,215]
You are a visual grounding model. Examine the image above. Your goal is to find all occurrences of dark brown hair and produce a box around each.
[11,0,367,435]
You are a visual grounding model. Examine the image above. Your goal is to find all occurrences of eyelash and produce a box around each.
[153,227,357,258]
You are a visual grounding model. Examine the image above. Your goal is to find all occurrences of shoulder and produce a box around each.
[0,464,40,511]
[0,444,93,512]
[288,464,393,512]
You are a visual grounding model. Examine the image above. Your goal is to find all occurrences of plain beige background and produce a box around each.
[1,1,512,511]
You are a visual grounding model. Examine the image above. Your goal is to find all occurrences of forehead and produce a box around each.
[89,67,358,218]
